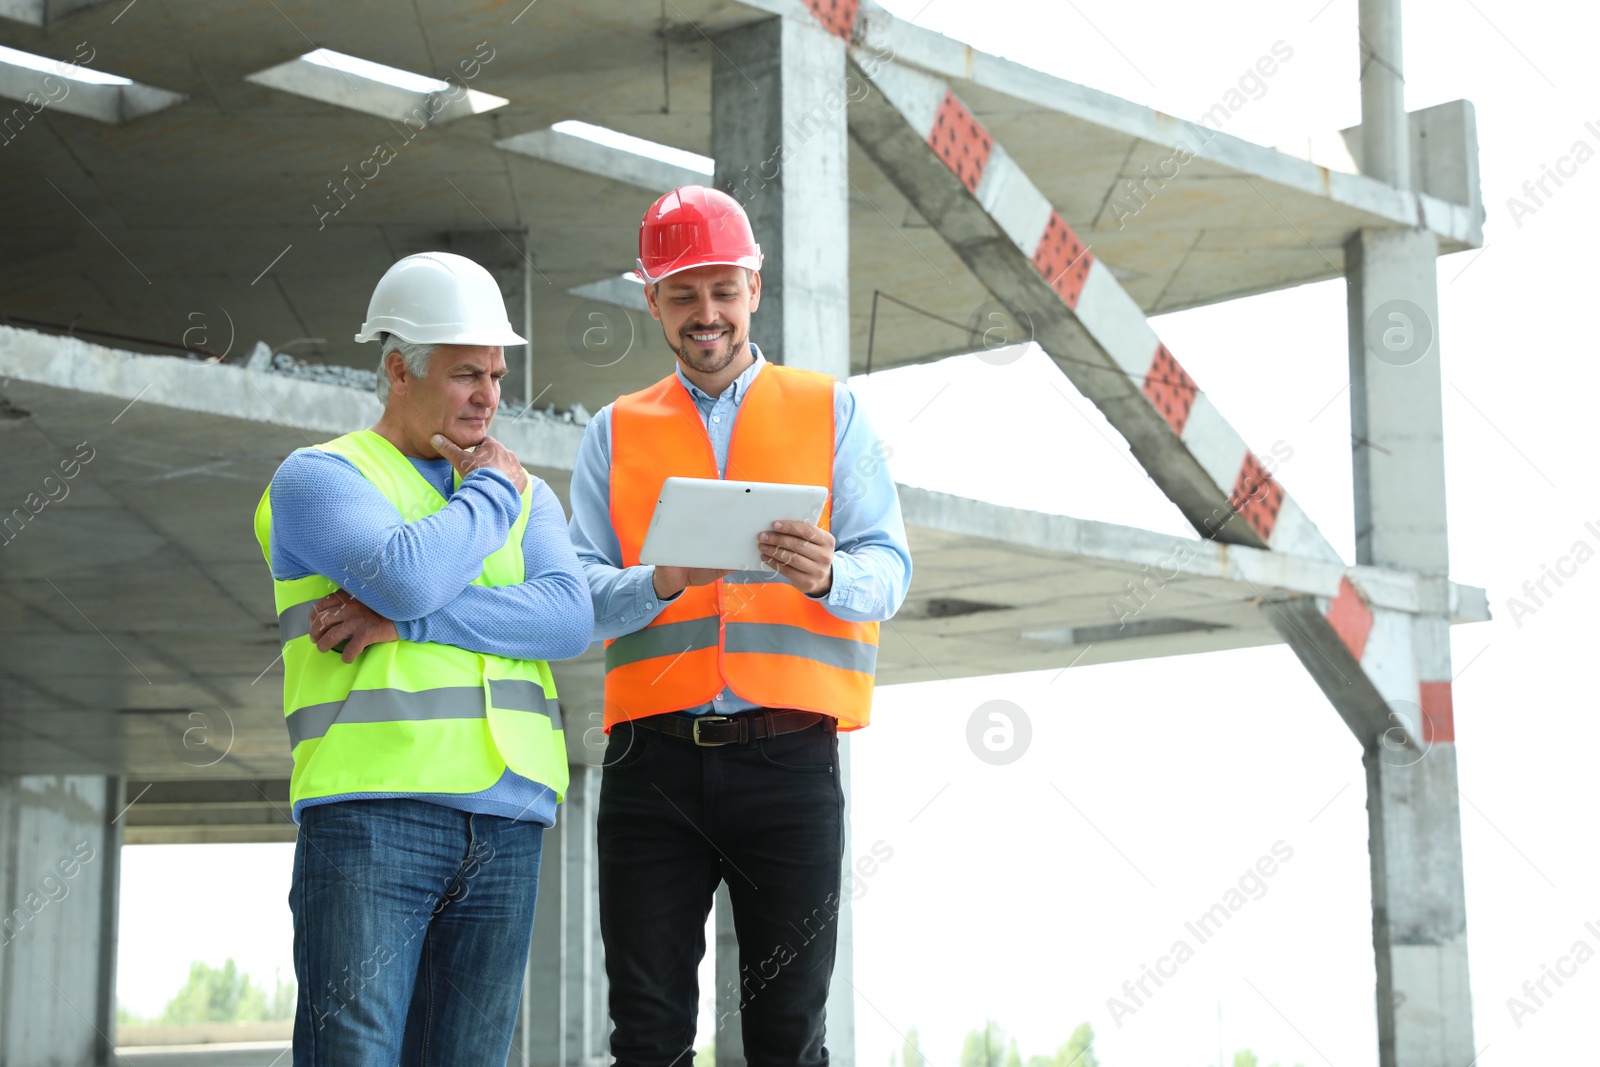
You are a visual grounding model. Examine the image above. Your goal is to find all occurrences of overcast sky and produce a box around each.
[120,1,1599,1064]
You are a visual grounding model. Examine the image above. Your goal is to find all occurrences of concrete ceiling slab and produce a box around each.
[1,0,1479,421]
[0,330,1489,779]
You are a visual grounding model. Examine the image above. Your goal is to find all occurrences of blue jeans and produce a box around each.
[289,799,544,1067]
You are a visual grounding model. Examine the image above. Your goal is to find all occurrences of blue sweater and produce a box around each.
[267,444,593,824]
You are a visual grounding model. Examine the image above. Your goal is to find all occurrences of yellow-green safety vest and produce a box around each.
[254,429,568,809]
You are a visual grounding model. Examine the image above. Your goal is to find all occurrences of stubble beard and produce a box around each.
[673,323,747,375]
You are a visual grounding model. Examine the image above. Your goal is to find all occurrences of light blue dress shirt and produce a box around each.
[567,345,912,717]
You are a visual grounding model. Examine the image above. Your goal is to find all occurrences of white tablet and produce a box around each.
[639,476,830,571]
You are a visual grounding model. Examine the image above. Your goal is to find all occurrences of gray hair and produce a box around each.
[375,335,436,404]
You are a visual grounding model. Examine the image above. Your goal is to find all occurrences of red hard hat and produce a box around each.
[636,185,764,284]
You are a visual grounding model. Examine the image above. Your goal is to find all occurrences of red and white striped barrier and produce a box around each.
[842,43,1452,749]
[850,56,1339,563]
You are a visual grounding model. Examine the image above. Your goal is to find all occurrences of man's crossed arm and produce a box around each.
[269,438,593,665]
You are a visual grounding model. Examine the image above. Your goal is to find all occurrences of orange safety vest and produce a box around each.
[604,363,879,731]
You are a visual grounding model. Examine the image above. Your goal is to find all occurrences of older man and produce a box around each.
[254,251,592,1067]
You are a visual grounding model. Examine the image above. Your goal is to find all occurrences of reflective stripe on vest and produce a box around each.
[285,680,561,747]
[255,429,569,807]
[603,365,879,730]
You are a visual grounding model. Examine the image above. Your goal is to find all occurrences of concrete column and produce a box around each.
[714,885,743,1067]
[712,16,851,378]
[711,20,855,1060]
[516,765,606,1067]
[1359,0,1410,188]
[1363,741,1474,1067]
[1347,226,1473,1066]
[715,736,854,1067]
[826,735,855,1067]
[1347,227,1449,573]
[0,774,124,1067]
[523,226,536,409]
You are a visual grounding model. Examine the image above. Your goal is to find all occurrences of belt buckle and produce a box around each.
[692,715,733,747]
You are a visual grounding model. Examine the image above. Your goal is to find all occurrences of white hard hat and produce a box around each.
[355,252,527,346]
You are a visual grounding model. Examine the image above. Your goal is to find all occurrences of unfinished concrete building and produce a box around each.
[0,0,1484,1064]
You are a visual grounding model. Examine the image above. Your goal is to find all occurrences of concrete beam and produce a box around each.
[0,0,119,24]
[906,481,1472,750]
[712,16,851,378]
[568,274,651,314]
[496,126,712,193]
[0,325,586,472]
[119,779,295,845]
[243,52,507,126]
[897,485,1487,624]
[740,0,1482,250]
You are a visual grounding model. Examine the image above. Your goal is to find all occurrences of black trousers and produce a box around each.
[597,714,846,1067]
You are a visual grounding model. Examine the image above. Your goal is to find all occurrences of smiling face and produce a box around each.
[385,343,507,456]
[644,264,762,380]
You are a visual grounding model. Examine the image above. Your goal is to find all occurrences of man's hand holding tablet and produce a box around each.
[757,520,834,596]
[651,564,733,598]
[639,477,830,595]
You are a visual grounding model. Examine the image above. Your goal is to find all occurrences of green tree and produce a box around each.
[1232,1052,1259,1067]
[902,1026,925,1067]
[1057,1023,1098,1067]
[694,1040,714,1067]
[270,971,295,1020]
[960,1021,1007,1067]
[155,959,293,1024]
[961,1018,1098,1067]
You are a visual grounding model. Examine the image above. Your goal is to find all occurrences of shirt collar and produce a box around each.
[675,343,767,406]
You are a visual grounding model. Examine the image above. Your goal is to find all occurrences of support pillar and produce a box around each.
[1358,0,1411,189]
[523,226,536,410]
[826,736,855,1067]
[714,885,743,1067]
[516,765,607,1067]
[712,16,851,378]
[1347,224,1474,1067]
[710,17,856,1065]
[0,774,124,1067]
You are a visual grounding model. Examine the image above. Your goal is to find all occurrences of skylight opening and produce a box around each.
[246,48,507,123]
[0,44,132,86]
[551,120,713,175]
[299,48,449,95]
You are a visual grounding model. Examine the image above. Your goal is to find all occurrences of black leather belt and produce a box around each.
[630,710,831,747]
